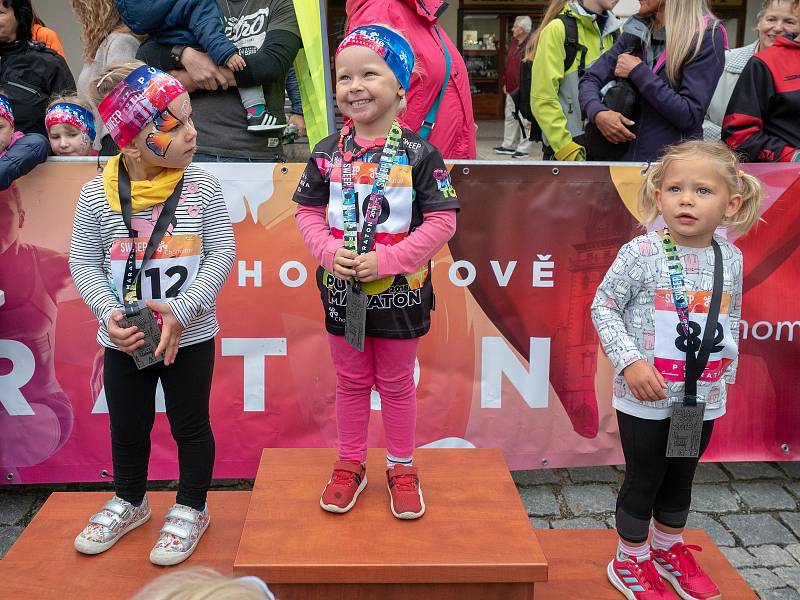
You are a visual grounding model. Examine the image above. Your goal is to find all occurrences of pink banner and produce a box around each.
[1,162,798,484]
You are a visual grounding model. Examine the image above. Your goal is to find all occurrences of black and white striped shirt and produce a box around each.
[69,165,236,349]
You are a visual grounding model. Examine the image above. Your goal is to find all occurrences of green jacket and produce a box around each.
[531,1,622,158]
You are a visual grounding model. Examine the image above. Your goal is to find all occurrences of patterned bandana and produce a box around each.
[0,95,14,128]
[98,65,186,148]
[45,103,96,141]
[336,25,414,90]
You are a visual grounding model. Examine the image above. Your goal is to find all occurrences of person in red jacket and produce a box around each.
[495,15,532,158]
[722,27,800,162]
[346,0,477,160]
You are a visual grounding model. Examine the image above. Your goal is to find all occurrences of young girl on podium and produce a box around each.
[293,25,459,520]
[70,62,235,565]
[592,141,762,599]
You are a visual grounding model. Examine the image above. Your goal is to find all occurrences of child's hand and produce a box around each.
[623,359,668,402]
[108,309,145,353]
[354,251,379,282]
[226,53,246,71]
[333,247,357,280]
[145,300,184,366]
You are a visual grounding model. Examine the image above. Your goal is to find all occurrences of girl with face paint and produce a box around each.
[70,61,235,566]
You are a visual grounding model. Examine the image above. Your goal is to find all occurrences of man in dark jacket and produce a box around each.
[0,0,75,137]
[722,32,800,162]
[137,0,301,161]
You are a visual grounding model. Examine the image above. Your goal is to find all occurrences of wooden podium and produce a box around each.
[233,448,548,600]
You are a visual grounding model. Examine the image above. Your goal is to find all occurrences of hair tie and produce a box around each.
[337,25,415,90]
[95,70,116,89]
[98,65,186,148]
[46,102,96,141]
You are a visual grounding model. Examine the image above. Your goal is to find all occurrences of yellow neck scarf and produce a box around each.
[102,154,185,213]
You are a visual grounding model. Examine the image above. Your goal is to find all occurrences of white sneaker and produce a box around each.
[74,495,151,555]
[149,503,210,566]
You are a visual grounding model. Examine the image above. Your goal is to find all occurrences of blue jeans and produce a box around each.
[193,152,280,163]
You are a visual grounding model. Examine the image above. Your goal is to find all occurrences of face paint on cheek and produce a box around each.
[146,129,173,157]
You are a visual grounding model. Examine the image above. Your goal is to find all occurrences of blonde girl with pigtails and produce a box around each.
[592,140,761,600]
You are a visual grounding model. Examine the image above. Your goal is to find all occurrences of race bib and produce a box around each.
[110,234,201,302]
[653,289,737,383]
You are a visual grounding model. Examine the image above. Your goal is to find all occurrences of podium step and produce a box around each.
[535,529,757,599]
[0,491,250,599]
[235,448,548,600]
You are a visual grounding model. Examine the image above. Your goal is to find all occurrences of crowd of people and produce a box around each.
[498,0,800,165]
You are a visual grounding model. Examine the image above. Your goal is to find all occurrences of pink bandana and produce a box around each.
[98,65,186,148]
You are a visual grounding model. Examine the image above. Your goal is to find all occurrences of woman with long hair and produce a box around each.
[705,0,799,141]
[527,0,621,161]
[70,0,140,154]
[579,0,726,162]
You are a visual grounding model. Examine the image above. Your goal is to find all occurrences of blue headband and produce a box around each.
[46,102,97,141]
[0,95,13,127]
[336,25,415,90]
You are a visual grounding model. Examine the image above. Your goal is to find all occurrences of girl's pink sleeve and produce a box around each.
[376,210,457,276]
[295,204,341,273]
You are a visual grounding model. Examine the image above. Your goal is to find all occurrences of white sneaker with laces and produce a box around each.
[74,495,151,555]
[149,503,210,566]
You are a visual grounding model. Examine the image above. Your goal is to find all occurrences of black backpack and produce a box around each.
[513,14,590,142]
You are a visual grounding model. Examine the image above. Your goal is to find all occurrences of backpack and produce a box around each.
[513,14,616,142]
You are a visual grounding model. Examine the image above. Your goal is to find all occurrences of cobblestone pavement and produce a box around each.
[3,463,799,598]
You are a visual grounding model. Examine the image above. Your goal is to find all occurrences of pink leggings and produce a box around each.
[327,333,419,463]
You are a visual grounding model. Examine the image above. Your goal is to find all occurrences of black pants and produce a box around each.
[616,410,715,544]
[104,339,215,510]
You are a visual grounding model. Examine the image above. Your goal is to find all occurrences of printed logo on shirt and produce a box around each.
[653,289,737,383]
[225,7,269,55]
[109,234,201,302]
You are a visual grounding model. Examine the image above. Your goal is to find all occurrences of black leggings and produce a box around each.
[103,339,215,511]
[616,410,715,544]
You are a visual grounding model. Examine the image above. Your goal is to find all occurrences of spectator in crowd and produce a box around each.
[0,0,75,137]
[132,567,276,600]
[531,0,623,162]
[71,0,140,155]
[115,0,286,134]
[705,0,799,141]
[722,0,800,162]
[45,95,98,157]
[30,3,65,57]
[137,0,302,163]
[0,91,47,187]
[346,0,477,160]
[494,15,532,158]
[580,0,726,163]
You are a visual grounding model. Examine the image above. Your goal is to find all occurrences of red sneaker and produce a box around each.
[607,555,675,599]
[386,465,425,520]
[652,543,721,600]
[320,460,367,513]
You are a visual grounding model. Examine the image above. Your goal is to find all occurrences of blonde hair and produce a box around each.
[662,0,720,87]
[130,568,273,600]
[47,93,93,113]
[86,61,144,109]
[638,141,762,238]
[69,0,132,61]
[525,0,567,61]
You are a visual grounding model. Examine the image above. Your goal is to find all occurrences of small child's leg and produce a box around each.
[328,333,375,464]
[239,86,284,132]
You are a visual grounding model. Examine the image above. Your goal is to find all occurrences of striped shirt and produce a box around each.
[69,164,236,349]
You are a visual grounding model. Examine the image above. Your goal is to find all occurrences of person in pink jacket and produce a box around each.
[346,0,477,160]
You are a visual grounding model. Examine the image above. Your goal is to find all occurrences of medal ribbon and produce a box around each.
[661,228,691,337]
[118,159,184,316]
[339,120,404,292]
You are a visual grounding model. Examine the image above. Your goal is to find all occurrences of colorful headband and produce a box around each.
[98,65,186,148]
[0,95,13,128]
[45,102,96,141]
[336,25,414,90]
